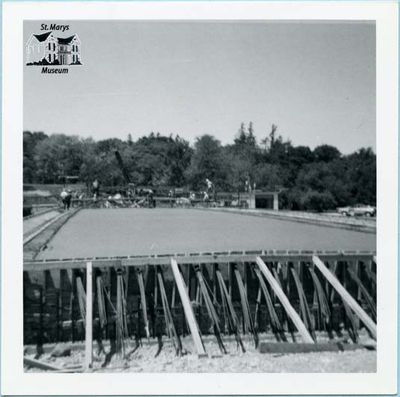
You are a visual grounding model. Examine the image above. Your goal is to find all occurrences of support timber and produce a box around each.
[85,261,93,371]
[255,257,314,343]
[312,255,377,340]
[170,258,206,357]
[23,250,376,369]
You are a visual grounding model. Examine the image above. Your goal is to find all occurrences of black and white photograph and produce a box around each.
[1,1,398,395]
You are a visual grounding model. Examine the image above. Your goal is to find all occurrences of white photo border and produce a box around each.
[2,1,398,395]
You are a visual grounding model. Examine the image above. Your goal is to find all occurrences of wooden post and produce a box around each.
[38,287,44,355]
[71,271,76,343]
[171,283,176,308]
[255,257,314,343]
[212,263,217,305]
[85,261,93,371]
[297,261,302,283]
[284,262,297,340]
[187,265,192,300]
[136,269,150,339]
[228,263,233,298]
[154,268,158,309]
[355,260,362,301]
[341,261,349,330]
[330,260,338,302]
[367,258,376,299]
[243,262,248,294]
[170,258,206,357]
[312,255,377,340]
[56,290,61,342]
[254,286,262,331]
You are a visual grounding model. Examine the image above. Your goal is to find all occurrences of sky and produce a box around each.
[24,21,375,154]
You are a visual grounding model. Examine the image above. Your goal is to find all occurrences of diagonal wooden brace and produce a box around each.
[170,258,206,357]
[255,256,314,343]
[312,255,377,340]
[136,268,150,339]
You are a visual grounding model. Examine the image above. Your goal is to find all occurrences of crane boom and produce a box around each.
[114,150,131,184]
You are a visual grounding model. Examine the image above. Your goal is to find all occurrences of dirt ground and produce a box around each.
[25,333,376,373]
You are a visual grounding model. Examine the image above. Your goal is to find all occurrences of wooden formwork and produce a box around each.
[23,250,377,368]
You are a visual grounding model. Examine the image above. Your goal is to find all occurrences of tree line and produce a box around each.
[23,123,376,211]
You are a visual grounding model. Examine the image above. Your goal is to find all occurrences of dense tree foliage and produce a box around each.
[23,123,376,211]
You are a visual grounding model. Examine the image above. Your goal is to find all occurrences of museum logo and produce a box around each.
[25,27,82,74]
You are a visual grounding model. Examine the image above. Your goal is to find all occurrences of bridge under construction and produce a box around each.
[23,207,376,372]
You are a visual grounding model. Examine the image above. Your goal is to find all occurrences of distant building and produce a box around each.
[26,31,81,65]
[238,190,280,210]
[216,190,281,210]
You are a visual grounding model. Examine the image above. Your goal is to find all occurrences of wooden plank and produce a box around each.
[24,252,376,272]
[243,262,248,295]
[157,268,182,354]
[195,266,227,354]
[347,267,376,320]
[259,342,366,354]
[212,263,217,305]
[171,283,176,308]
[234,267,252,336]
[216,270,238,326]
[56,290,61,341]
[38,287,44,354]
[136,269,150,339]
[85,261,93,371]
[312,255,377,340]
[228,263,233,298]
[170,258,206,357]
[71,271,76,342]
[255,257,314,343]
[24,357,62,371]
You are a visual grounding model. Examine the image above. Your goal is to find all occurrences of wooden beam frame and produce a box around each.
[255,256,314,343]
[312,255,377,340]
[24,251,376,272]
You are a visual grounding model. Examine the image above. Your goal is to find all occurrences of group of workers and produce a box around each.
[60,177,216,209]
[59,179,100,210]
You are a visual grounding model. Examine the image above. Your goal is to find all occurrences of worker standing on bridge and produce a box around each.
[205,178,213,191]
[60,188,72,210]
[205,178,215,201]
[92,179,100,199]
[168,189,174,208]
[60,188,67,209]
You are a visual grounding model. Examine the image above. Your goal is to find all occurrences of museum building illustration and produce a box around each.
[26,31,82,66]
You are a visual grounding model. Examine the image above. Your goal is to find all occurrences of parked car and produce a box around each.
[337,204,376,217]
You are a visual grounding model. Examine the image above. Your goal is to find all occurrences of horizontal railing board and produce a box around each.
[24,250,375,272]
